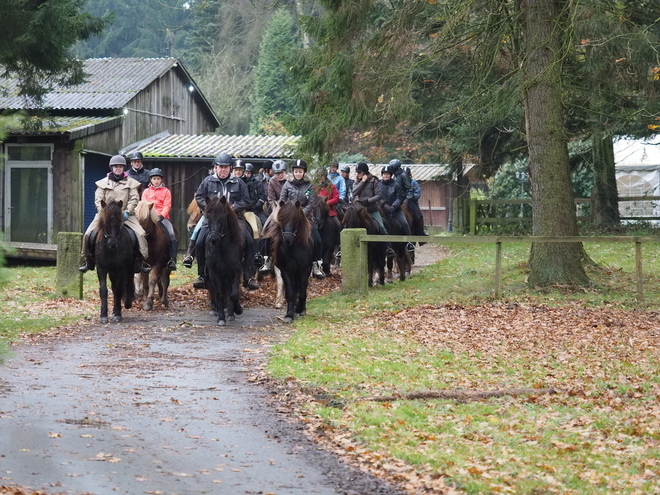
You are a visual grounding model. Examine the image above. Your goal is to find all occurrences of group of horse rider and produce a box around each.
[78,150,427,287]
[79,151,178,275]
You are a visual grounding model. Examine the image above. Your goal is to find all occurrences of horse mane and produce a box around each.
[205,196,244,244]
[135,200,160,225]
[276,201,312,246]
[187,198,202,228]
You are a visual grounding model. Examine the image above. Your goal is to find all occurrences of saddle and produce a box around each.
[88,226,138,253]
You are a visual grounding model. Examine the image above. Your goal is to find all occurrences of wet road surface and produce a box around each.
[0,307,401,495]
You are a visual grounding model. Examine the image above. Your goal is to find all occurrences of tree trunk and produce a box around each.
[591,131,620,228]
[522,0,589,287]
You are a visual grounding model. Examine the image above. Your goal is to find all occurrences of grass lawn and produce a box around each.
[268,239,660,494]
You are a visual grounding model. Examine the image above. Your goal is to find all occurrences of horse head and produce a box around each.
[99,200,124,250]
[187,198,202,232]
[135,200,159,229]
[277,200,311,247]
[205,195,243,246]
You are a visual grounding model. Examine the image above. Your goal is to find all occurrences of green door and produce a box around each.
[5,145,53,244]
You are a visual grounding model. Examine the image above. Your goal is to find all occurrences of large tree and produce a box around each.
[0,0,108,106]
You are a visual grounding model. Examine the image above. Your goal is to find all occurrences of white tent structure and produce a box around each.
[614,135,660,220]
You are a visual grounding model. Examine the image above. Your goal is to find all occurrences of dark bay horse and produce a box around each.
[135,200,174,310]
[204,195,244,326]
[380,204,413,282]
[264,201,313,323]
[314,196,342,276]
[342,203,386,286]
[94,200,135,323]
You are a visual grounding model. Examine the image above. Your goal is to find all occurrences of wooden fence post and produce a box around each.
[470,198,477,235]
[636,240,643,302]
[494,241,502,299]
[340,228,368,295]
[56,232,83,299]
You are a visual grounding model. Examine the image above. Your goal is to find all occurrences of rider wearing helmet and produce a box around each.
[405,167,427,240]
[192,152,259,290]
[352,162,388,235]
[327,161,347,203]
[280,159,326,280]
[267,159,288,211]
[79,154,151,274]
[127,151,150,192]
[338,164,354,203]
[380,164,411,236]
[141,168,178,271]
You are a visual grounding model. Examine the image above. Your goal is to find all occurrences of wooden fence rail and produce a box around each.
[339,229,659,301]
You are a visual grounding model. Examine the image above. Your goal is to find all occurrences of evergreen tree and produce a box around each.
[250,8,301,134]
[75,0,190,58]
[0,0,108,105]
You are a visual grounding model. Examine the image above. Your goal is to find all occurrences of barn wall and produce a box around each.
[122,69,216,147]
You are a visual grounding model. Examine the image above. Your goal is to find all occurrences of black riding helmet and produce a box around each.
[149,168,163,178]
[291,159,307,171]
[213,152,233,166]
[130,151,143,161]
[245,163,255,173]
[388,159,402,172]
[233,159,246,169]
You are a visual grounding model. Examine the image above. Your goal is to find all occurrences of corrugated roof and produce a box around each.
[9,115,121,135]
[0,58,178,110]
[124,133,301,159]
[339,163,474,181]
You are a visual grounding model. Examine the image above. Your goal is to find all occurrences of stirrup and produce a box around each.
[79,259,94,273]
[141,262,152,274]
[167,259,177,271]
[386,247,395,258]
[193,276,206,289]
[245,277,259,290]
[182,255,194,268]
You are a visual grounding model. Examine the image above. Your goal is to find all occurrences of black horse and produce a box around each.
[380,204,413,282]
[342,203,386,286]
[204,196,245,326]
[94,200,135,323]
[265,201,314,323]
[314,196,342,276]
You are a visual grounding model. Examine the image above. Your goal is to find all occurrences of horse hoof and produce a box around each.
[209,310,218,316]
[217,319,226,326]
[227,315,235,321]
[283,316,293,323]
[100,316,108,324]
[144,301,153,311]
[112,315,122,323]
[125,301,133,309]
[234,305,243,316]
[275,303,283,309]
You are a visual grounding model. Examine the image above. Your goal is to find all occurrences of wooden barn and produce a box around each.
[340,163,473,231]
[0,57,219,259]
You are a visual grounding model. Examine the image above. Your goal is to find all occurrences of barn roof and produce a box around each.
[339,163,475,181]
[121,133,301,159]
[0,58,216,121]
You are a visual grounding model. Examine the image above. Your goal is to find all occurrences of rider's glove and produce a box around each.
[123,211,129,221]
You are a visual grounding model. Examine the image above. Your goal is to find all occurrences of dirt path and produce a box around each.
[0,305,402,495]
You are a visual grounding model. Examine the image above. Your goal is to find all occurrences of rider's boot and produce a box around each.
[193,276,206,289]
[182,239,196,268]
[79,256,95,273]
[167,238,178,271]
[244,277,260,290]
[312,260,326,280]
[259,256,273,275]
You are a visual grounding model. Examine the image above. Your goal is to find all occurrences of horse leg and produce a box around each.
[211,279,226,326]
[274,266,284,309]
[281,271,296,323]
[159,271,170,308]
[231,274,243,316]
[144,266,159,311]
[98,270,109,324]
[386,255,394,283]
[110,272,123,322]
[125,267,135,309]
[295,274,309,317]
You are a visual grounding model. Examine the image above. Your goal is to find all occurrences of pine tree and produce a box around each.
[0,0,108,105]
[250,8,301,135]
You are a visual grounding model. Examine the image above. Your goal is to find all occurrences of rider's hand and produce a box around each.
[123,211,129,221]
[158,215,164,221]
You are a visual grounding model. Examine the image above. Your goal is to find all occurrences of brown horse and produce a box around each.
[135,200,174,310]
[187,198,202,232]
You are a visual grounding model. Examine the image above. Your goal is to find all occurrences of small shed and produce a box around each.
[339,163,473,231]
[0,57,220,259]
[614,136,660,219]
